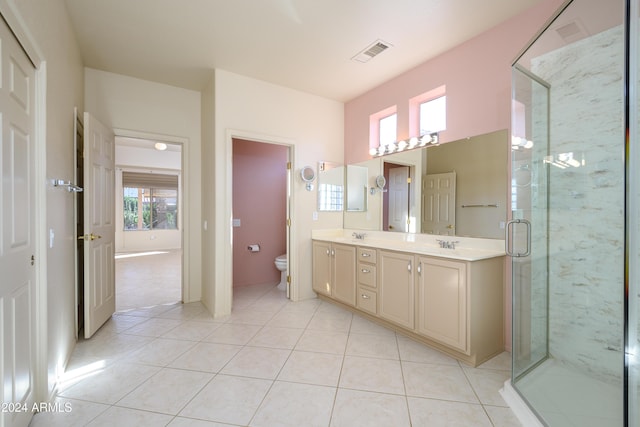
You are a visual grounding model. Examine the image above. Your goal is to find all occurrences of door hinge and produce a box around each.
[31,255,35,266]
[286,275,291,284]
[407,177,412,184]
[286,218,291,227]
[287,162,292,170]
[407,218,411,225]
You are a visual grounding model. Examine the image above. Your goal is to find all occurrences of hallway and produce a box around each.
[30,282,519,426]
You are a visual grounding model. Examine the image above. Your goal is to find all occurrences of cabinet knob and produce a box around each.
[326,249,330,255]
[361,268,370,273]
[361,294,370,300]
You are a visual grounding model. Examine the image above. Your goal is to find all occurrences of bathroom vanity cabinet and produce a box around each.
[311,238,505,367]
[311,241,356,306]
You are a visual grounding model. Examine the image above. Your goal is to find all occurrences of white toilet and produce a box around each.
[274,254,287,290]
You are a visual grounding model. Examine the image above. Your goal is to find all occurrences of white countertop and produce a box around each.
[311,229,505,261]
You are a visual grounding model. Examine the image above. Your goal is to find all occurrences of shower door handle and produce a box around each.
[505,219,531,257]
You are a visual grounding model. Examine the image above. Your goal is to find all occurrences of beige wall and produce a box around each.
[84,68,202,303]
[0,0,85,399]
[202,69,344,316]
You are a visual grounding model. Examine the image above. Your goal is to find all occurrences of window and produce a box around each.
[379,113,397,147]
[318,183,344,211]
[123,172,178,231]
[369,105,398,155]
[419,95,446,134]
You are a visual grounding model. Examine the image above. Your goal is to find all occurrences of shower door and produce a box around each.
[509,0,627,425]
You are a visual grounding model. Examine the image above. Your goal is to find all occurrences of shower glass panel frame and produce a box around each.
[509,0,629,425]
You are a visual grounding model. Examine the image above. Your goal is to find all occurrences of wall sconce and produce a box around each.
[300,165,316,191]
[369,132,439,157]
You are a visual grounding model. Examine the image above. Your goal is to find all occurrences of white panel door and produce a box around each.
[387,166,409,232]
[422,172,456,235]
[83,113,115,338]
[0,18,37,427]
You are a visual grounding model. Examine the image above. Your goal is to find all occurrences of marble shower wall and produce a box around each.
[531,25,625,383]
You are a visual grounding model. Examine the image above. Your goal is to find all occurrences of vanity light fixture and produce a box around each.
[370,132,438,157]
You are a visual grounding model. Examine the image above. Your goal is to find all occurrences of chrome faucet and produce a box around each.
[352,232,366,240]
[436,239,459,249]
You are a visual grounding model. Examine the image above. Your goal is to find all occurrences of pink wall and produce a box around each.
[343,0,565,351]
[232,139,288,287]
[344,0,565,164]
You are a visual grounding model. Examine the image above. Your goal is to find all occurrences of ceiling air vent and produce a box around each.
[352,39,392,63]
[554,20,587,44]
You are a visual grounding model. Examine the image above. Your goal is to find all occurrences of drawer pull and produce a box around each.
[361,268,370,273]
[361,253,371,258]
[361,294,370,300]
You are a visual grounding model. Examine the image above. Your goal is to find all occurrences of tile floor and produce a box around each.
[30,283,522,426]
[115,250,182,312]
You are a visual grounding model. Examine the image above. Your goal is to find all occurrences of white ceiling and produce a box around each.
[63,0,541,102]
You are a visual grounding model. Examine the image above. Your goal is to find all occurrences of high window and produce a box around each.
[419,95,446,134]
[122,172,178,231]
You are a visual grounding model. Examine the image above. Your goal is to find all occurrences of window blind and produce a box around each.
[122,172,178,189]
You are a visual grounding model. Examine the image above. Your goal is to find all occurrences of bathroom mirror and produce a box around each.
[344,129,508,238]
[346,164,368,212]
[317,161,344,212]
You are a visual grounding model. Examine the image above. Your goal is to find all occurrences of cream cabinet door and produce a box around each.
[312,241,332,296]
[417,256,467,352]
[378,250,414,329]
[332,243,356,306]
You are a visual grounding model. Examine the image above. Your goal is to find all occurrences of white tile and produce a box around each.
[402,361,479,404]
[396,335,459,365]
[86,405,174,427]
[330,388,410,427]
[60,362,160,404]
[221,346,291,380]
[463,367,510,406]
[295,329,348,354]
[277,350,343,387]
[29,397,108,427]
[407,396,493,426]
[307,310,353,333]
[251,381,335,427]
[345,333,399,360]
[123,317,183,337]
[124,337,196,367]
[117,367,212,414]
[349,315,395,336]
[477,351,511,371]
[227,308,276,325]
[169,342,241,373]
[278,298,321,313]
[339,356,405,395]
[248,326,304,349]
[168,417,237,427]
[266,309,315,328]
[203,323,261,345]
[71,332,152,361]
[161,320,222,341]
[179,374,272,425]
[484,405,524,427]
[157,302,207,320]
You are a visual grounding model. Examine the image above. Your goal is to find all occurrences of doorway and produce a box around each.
[114,137,184,312]
[383,162,414,232]
[231,138,290,298]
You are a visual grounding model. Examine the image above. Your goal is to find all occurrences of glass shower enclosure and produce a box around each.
[508,0,638,425]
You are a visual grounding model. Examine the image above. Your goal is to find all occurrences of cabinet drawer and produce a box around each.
[357,263,377,288]
[358,247,377,263]
[357,287,377,315]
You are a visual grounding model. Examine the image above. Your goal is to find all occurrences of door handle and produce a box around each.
[388,225,394,230]
[78,233,102,241]
[505,219,531,257]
